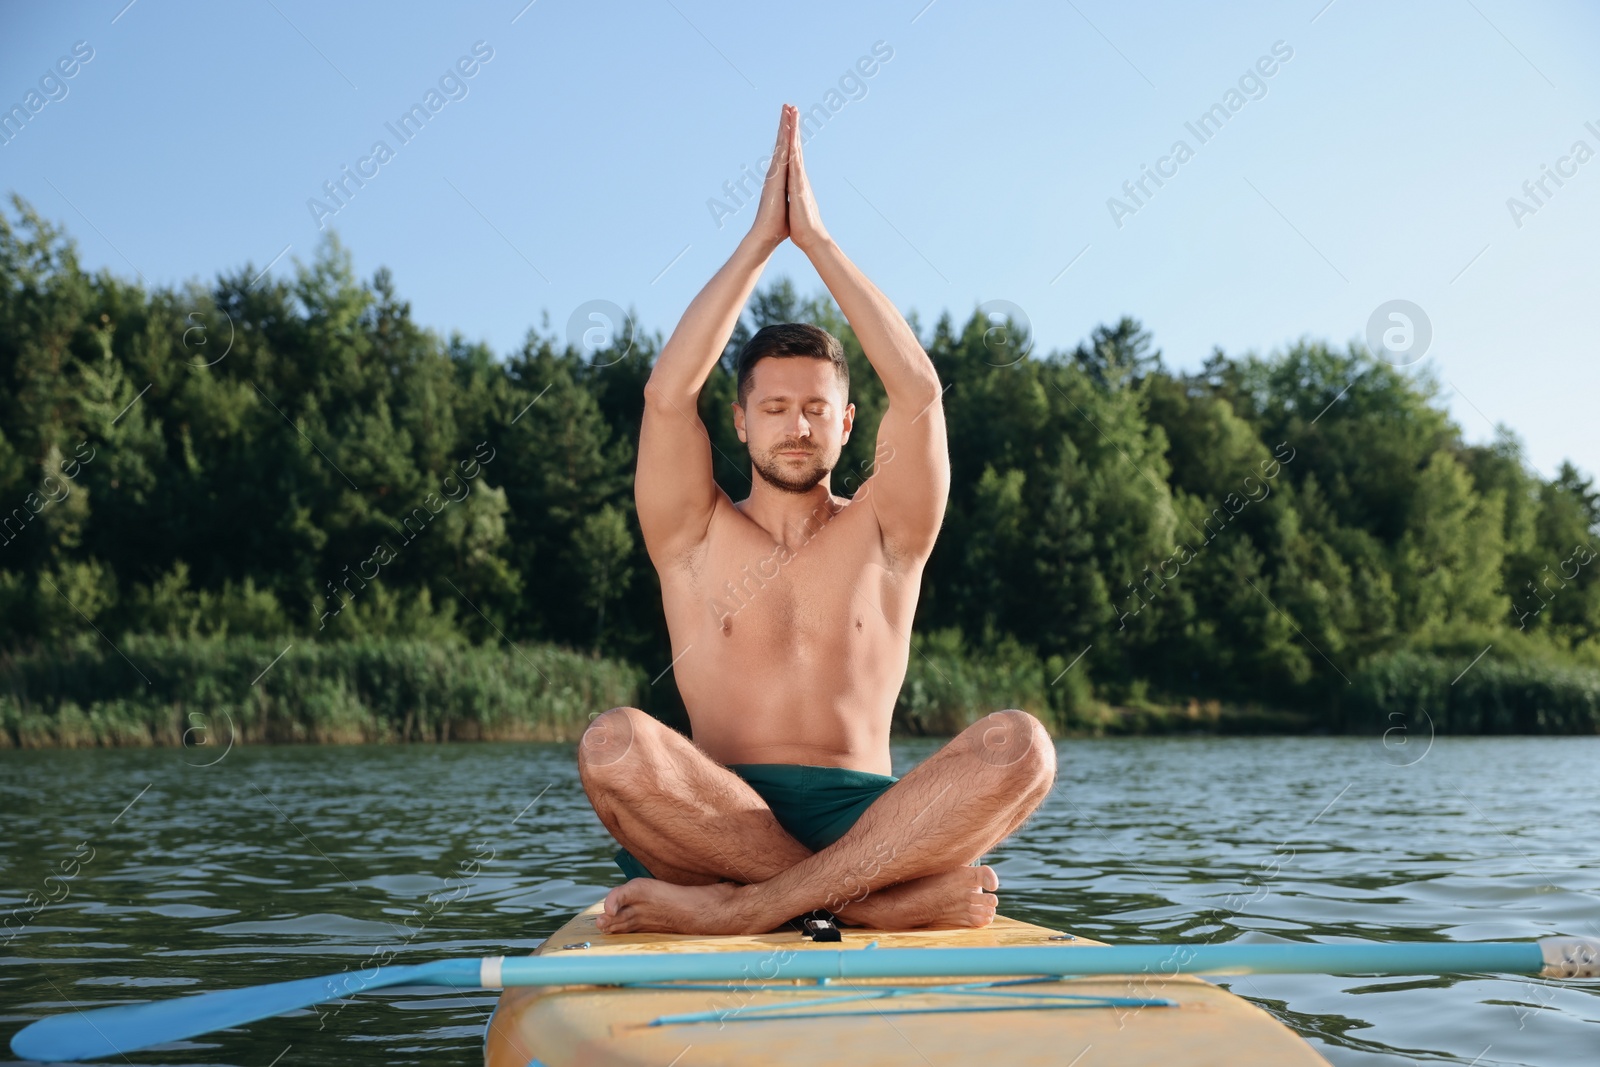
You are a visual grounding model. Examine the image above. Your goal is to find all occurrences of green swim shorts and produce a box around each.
[613,762,899,881]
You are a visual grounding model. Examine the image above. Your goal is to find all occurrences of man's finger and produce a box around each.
[777,105,796,167]
[777,114,796,175]
[789,124,808,191]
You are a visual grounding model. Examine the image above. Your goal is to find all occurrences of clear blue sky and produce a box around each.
[4,0,1597,479]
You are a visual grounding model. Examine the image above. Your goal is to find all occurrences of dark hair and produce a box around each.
[734,323,849,407]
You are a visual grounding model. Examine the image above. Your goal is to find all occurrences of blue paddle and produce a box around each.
[11,959,483,1063]
[13,937,1597,1061]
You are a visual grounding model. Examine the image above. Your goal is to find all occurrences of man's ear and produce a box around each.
[841,401,855,444]
[731,401,747,443]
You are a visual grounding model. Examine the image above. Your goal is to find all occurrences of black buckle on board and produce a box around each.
[800,911,842,942]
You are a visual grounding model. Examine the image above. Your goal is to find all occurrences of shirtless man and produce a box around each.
[579,103,1056,936]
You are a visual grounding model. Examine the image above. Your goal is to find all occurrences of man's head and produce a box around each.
[732,323,854,494]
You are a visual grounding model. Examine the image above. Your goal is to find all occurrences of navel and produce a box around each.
[855,617,863,631]
[722,616,733,636]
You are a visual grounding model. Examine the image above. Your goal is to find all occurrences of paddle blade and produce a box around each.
[10,959,481,1063]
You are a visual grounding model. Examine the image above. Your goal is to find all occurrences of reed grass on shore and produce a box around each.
[894,630,1600,737]
[1346,650,1600,734]
[894,628,1313,736]
[0,636,644,748]
[4,634,1598,749]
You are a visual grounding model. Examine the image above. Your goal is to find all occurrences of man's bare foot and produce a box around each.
[834,865,999,930]
[595,877,767,935]
[593,866,1000,936]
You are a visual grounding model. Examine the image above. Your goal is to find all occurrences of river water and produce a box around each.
[2,736,1597,1065]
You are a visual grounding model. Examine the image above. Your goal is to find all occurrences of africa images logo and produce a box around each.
[307,41,495,230]
[1107,40,1294,229]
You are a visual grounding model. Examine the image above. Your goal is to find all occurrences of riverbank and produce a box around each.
[3,633,1597,748]
[0,636,642,748]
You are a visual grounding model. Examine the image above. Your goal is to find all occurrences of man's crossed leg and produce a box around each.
[577,707,1057,935]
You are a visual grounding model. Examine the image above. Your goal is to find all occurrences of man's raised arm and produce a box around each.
[636,104,795,564]
[783,115,949,566]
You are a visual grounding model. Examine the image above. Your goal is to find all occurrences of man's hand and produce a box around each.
[748,104,794,250]
[785,108,830,253]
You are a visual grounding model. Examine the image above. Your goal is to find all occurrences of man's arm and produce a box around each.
[807,239,948,564]
[636,104,794,565]
[785,121,948,565]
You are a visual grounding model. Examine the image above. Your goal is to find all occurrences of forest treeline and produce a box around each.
[2,194,1598,744]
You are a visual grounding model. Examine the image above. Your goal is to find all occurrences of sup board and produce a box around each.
[484,902,1331,1066]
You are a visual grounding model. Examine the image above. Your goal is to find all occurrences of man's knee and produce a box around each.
[967,709,1056,786]
[578,706,654,780]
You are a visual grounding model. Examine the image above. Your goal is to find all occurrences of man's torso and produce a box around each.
[655,491,922,776]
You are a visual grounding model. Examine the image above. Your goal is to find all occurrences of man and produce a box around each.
[579,103,1056,936]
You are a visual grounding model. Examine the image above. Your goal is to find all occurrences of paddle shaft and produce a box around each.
[493,939,1560,986]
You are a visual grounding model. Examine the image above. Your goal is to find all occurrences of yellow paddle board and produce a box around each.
[484,902,1331,1066]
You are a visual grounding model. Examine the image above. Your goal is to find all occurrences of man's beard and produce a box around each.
[751,441,836,494]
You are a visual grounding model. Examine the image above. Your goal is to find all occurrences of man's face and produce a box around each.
[733,357,853,494]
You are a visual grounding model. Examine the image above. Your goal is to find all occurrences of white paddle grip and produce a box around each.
[1539,937,1600,978]
[480,955,506,988]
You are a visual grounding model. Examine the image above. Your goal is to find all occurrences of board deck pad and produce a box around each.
[484,902,1331,1066]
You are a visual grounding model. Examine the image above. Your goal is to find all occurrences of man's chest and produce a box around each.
[664,507,901,641]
